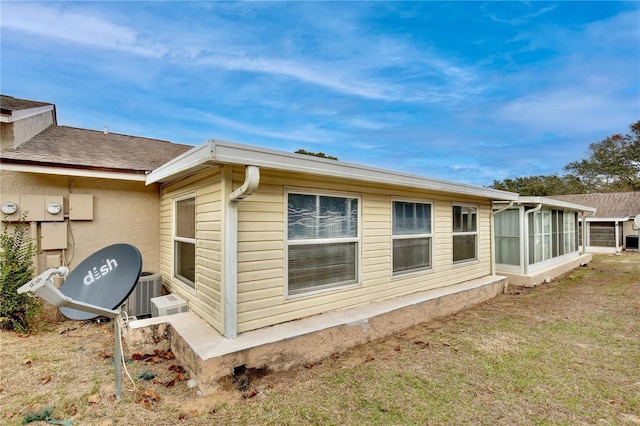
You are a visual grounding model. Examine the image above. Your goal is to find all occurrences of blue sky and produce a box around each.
[2,1,639,186]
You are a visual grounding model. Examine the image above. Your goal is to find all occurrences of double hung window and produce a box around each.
[287,191,360,296]
[392,201,432,275]
[174,195,196,288]
[453,204,478,263]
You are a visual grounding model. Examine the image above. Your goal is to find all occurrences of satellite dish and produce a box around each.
[634,215,640,228]
[60,244,142,320]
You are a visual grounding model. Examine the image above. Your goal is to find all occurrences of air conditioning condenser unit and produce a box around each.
[124,272,162,318]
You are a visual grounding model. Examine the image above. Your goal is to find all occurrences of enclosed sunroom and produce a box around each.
[493,197,596,287]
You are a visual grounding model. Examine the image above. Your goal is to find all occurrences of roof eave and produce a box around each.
[0,161,148,182]
[0,104,55,123]
[514,196,597,213]
[146,139,519,200]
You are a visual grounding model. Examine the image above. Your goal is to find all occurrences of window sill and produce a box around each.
[392,267,433,280]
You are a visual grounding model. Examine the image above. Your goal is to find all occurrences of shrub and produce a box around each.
[0,216,40,332]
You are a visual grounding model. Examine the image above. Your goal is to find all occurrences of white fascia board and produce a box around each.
[584,216,631,222]
[1,163,146,181]
[145,143,215,184]
[147,139,518,201]
[0,105,55,123]
[516,196,597,213]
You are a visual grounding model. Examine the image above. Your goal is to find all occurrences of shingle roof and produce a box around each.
[550,192,640,219]
[1,94,53,114]
[0,125,193,173]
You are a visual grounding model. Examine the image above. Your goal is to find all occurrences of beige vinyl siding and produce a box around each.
[159,168,223,332]
[235,169,493,333]
[159,165,494,334]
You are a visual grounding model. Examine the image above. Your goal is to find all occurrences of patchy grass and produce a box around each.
[1,253,639,425]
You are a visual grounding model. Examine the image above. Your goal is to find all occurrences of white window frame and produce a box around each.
[392,198,433,276]
[529,209,555,265]
[452,203,478,264]
[173,193,196,290]
[564,212,577,254]
[285,188,361,299]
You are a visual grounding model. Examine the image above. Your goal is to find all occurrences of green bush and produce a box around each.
[0,216,40,332]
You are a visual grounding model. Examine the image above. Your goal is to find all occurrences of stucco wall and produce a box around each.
[0,110,55,150]
[0,170,162,274]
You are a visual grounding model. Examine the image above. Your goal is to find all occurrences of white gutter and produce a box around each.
[147,140,518,201]
[523,203,542,275]
[517,196,596,213]
[223,165,260,339]
[490,201,514,276]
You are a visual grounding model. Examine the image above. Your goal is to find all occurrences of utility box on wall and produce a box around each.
[19,196,46,222]
[69,194,94,220]
[41,222,68,250]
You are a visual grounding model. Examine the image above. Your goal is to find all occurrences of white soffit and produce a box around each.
[1,163,147,181]
[147,139,519,200]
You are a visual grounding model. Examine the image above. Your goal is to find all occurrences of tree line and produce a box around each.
[489,120,640,195]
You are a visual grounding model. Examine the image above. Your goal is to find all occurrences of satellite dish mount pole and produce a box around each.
[18,267,125,399]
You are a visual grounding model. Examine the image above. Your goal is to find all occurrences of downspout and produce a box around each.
[523,203,542,276]
[224,165,260,339]
[490,201,514,276]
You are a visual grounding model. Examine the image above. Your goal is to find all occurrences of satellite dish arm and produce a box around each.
[17,267,119,319]
[18,267,70,306]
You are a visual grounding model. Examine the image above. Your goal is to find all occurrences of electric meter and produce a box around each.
[47,202,62,215]
[1,201,18,215]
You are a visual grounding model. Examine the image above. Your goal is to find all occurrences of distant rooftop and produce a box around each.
[551,192,640,219]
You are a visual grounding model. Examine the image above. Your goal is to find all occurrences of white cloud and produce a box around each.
[1,2,484,105]
[201,111,339,144]
[488,4,558,25]
[496,89,635,135]
[491,9,639,135]
[1,3,165,57]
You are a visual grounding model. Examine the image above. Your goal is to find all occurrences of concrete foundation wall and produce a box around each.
[502,253,592,287]
[127,274,507,394]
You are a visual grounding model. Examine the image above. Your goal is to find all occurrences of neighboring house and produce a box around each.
[551,192,640,253]
[493,197,596,287]
[0,94,192,277]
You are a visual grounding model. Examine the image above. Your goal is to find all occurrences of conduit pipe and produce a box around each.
[223,165,260,339]
[523,203,542,276]
[490,201,514,276]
